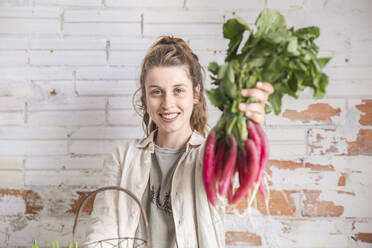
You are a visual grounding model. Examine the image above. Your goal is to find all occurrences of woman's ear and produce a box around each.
[193,84,201,104]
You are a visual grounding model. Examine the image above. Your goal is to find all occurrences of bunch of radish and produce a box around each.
[203,9,331,208]
[203,118,269,207]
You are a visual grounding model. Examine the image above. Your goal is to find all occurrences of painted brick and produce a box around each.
[76,66,140,80]
[63,23,141,36]
[0,38,28,49]
[30,50,106,66]
[352,221,372,246]
[0,97,24,111]
[29,37,106,50]
[0,6,60,18]
[302,190,344,217]
[109,50,147,66]
[26,80,76,102]
[265,127,307,158]
[76,80,138,96]
[0,157,24,170]
[109,37,154,50]
[266,98,345,126]
[325,66,372,80]
[105,0,183,8]
[33,0,102,6]
[349,99,372,126]
[0,19,59,35]
[0,171,24,186]
[185,0,265,10]
[226,190,298,217]
[70,126,143,140]
[25,170,103,186]
[225,231,262,246]
[108,96,136,110]
[28,111,106,126]
[0,141,67,156]
[267,159,341,189]
[69,140,119,155]
[29,97,106,111]
[6,215,84,246]
[0,112,24,125]
[0,189,43,215]
[266,0,326,10]
[143,23,223,38]
[107,110,142,126]
[188,38,228,51]
[26,156,104,170]
[144,9,224,23]
[0,126,72,140]
[64,9,141,22]
[308,128,372,156]
[0,67,74,81]
[325,80,372,97]
[0,51,28,66]
[66,191,96,215]
[196,50,226,69]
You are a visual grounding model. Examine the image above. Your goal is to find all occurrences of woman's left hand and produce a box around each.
[238,82,275,125]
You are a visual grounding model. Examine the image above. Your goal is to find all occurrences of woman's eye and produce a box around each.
[152,90,161,95]
[175,88,183,94]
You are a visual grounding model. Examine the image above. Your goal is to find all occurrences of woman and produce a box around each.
[83,36,274,248]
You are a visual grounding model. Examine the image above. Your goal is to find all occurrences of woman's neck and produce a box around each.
[155,128,193,149]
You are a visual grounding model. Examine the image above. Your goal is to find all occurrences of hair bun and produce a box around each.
[159,39,177,45]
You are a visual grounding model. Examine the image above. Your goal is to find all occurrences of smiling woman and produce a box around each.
[82,35,273,248]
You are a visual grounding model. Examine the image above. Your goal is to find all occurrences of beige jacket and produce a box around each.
[83,130,226,248]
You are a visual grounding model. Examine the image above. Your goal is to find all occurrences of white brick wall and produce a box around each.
[0,0,372,247]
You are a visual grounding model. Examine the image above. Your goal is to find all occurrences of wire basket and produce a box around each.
[72,186,151,248]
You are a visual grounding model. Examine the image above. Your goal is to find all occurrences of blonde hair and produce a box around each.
[133,35,208,137]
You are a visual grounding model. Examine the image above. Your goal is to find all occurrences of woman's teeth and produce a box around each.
[161,113,178,119]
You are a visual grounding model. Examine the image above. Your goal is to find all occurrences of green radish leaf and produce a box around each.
[256,9,286,36]
[295,26,320,40]
[223,16,251,61]
[208,61,220,75]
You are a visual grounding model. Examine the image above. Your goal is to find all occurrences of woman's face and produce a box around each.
[145,66,199,137]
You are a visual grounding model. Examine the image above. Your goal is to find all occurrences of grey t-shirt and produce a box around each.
[135,143,186,248]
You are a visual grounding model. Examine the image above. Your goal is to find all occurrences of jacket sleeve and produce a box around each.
[81,146,123,248]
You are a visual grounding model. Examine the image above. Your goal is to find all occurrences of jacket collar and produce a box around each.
[136,129,205,153]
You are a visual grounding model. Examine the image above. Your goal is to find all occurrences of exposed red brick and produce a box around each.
[355,233,372,243]
[225,231,262,246]
[337,190,355,196]
[302,190,344,217]
[355,100,372,126]
[255,190,297,216]
[337,173,346,186]
[347,129,372,155]
[226,190,297,216]
[270,160,303,171]
[0,189,43,215]
[304,162,334,171]
[67,191,96,215]
[282,103,341,124]
[225,194,248,215]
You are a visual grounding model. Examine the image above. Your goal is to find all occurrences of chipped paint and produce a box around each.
[0,189,43,215]
[355,99,372,125]
[225,231,262,246]
[302,190,344,217]
[283,103,341,124]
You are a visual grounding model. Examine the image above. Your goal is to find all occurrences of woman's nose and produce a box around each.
[161,92,174,108]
